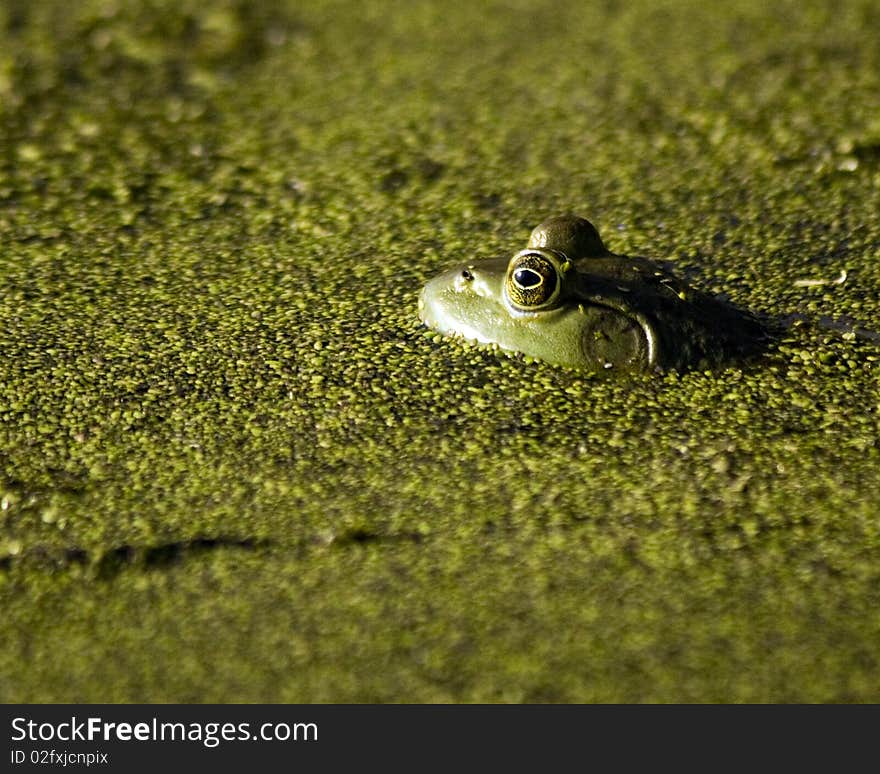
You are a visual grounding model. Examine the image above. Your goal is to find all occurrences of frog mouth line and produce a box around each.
[417,295,497,347]
[419,284,659,368]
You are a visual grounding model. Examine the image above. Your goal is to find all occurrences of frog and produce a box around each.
[418,214,767,372]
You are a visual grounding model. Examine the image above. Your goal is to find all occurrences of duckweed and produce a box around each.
[1,0,880,702]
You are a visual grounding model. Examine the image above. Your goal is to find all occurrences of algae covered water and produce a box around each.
[1,0,879,701]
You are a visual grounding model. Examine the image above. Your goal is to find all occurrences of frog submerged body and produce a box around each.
[418,215,767,372]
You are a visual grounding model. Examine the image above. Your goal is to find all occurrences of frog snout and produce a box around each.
[419,266,483,334]
[418,270,453,329]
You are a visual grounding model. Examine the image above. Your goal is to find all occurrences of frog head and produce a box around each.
[419,214,766,372]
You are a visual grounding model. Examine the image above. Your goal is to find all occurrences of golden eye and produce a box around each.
[505,251,560,310]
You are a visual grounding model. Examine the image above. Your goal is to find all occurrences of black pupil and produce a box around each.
[514,268,542,288]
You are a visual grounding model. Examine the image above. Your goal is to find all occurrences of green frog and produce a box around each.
[418,214,767,371]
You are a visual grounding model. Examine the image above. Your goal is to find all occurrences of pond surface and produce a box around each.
[1,0,879,702]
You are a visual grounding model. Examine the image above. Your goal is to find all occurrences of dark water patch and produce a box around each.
[95,545,136,580]
[325,527,424,549]
[853,143,880,165]
[0,537,269,579]
[96,537,268,578]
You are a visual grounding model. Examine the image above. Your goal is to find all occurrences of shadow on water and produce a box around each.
[0,537,271,580]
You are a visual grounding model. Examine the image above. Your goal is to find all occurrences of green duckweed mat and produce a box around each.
[1,0,879,702]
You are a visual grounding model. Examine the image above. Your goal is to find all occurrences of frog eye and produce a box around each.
[505,250,561,310]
